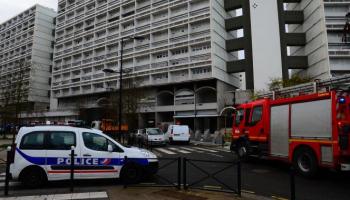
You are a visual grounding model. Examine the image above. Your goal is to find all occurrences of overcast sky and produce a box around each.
[0,0,58,23]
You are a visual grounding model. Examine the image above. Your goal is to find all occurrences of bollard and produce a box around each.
[70,146,75,192]
[183,157,187,190]
[237,161,241,197]
[290,166,296,200]
[123,156,128,188]
[177,157,181,190]
[4,146,12,196]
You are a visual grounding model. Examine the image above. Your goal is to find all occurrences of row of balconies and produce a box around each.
[56,0,208,32]
[0,7,36,32]
[56,5,209,39]
[54,11,210,51]
[54,24,209,59]
[0,21,35,45]
[0,35,34,56]
[51,66,212,97]
[53,35,211,67]
[57,0,206,19]
[0,50,32,67]
[53,49,211,77]
[52,36,211,76]
[53,48,210,75]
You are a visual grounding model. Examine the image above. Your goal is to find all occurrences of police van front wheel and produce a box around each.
[121,163,142,184]
[20,166,47,188]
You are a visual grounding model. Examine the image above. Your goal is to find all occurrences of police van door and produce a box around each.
[45,131,79,180]
[79,131,120,179]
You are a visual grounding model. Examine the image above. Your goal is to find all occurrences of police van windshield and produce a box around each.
[147,128,163,135]
[235,109,244,126]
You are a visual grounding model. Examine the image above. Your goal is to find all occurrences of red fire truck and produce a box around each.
[231,90,350,177]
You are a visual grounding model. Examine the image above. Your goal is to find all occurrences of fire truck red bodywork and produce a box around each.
[232,91,350,175]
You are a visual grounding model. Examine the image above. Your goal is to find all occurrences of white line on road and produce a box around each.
[179,147,204,153]
[0,192,108,200]
[205,152,224,158]
[154,148,176,155]
[193,147,218,153]
[168,147,191,154]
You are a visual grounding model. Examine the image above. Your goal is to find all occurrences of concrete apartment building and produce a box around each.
[324,0,350,76]
[0,5,56,110]
[50,0,240,131]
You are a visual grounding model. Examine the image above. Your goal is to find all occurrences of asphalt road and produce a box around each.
[1,144,350,200]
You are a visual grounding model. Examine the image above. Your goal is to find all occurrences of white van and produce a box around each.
[9,126,158,188]
[166,125,190,144]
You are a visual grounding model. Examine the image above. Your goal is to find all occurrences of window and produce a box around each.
[234,109,244,126]
[244,108,251,126]
[47,131,76,150]
[83,132,122,152]
[20,132,45,150]
[251,106,263,124]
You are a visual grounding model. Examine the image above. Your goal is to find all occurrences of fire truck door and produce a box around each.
[270,105,289,157]
[247,105,265,141]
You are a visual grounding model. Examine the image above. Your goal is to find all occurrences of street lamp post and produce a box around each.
[103,36,144,142]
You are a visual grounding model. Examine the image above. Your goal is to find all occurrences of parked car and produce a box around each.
[143,128,167,146]
[9,126,158,188]
[166,125,190,144]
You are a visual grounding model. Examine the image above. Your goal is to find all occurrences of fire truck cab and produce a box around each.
[231,90,350,177]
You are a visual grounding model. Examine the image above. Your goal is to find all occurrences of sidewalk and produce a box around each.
[106,187,270,200]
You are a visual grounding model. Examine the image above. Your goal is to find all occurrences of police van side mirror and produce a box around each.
[108,144,113,152]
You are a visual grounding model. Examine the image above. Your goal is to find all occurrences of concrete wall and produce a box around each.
[288,0,331,79]
[29,5,56,104]
[210,0,241,88]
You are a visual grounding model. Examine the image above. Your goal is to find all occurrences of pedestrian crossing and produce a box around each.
[151,145,231,157]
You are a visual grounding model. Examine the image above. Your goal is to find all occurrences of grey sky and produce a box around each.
[0,0,58,24]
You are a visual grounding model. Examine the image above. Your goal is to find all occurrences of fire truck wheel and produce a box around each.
[293,147,318,177]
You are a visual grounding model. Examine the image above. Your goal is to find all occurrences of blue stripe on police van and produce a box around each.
[16,148,149,166]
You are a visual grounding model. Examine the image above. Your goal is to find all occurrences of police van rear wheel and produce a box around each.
[121,163,142,184]
[20,167,46,188]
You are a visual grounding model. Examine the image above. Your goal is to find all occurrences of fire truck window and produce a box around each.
[245,108,251,126]
[251,106,263,124]
[235,109,244,126]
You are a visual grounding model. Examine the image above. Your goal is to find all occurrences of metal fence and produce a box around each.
[2,148,297,199]
[183,158,241,196]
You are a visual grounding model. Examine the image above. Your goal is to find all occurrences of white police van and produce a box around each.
[9,126,158,188]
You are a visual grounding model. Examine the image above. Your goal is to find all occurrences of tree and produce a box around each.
[0,60,30,140]
[268,75,311,91]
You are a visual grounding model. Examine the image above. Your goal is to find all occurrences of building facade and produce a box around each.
[50,0,240,131]
[324,0,350,76]
[0,5,56,110]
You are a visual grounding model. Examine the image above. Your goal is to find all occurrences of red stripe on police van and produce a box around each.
[47,170,118,174]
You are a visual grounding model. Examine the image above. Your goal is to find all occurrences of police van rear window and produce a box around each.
[20,132,45,150]
[20,131,76,150]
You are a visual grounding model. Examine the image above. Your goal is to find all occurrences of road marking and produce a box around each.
[168,147,191,154]
[205,152,224,158]
[203,185,222,190]
[155,148,176,155]
[271,195,289,200]
[0,176,5,181]
[242,189,255,194]
[0,192,108,200]
[180,147,204,153]
[0,172,5,176]
[193,147,218,153]
[151,150,163,157]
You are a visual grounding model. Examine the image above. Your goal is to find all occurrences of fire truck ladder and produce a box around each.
[258,74,350,100]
